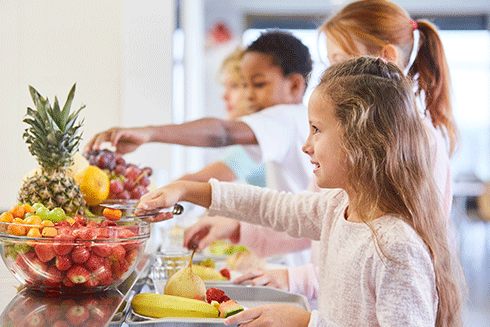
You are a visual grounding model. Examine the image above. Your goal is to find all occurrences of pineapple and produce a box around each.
[18,84,87,215]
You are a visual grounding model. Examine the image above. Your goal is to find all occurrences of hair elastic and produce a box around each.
[410,19,418,31]
[376,57,388,64]
[404,20,420,75]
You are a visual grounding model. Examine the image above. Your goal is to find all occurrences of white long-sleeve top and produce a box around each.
[208,179,438,327]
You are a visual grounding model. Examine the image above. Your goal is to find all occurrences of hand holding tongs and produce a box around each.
[100,203,184,221]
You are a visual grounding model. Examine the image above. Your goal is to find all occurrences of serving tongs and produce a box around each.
[100,203,184,220]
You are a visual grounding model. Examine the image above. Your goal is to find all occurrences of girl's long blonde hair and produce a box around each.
[318,57,465,327]
[320,0,459,155]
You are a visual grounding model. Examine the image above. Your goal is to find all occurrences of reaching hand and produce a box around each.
[137,183,185,211]
[183,216,241,251]
[224,304,311,327]
[84,126,152,154]
[233,268,289,291]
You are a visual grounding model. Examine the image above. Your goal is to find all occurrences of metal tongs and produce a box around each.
[100,203,184,220]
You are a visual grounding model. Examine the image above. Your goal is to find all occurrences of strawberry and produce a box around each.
[111,258,128,280]
[206,287,230,304]
[53,234,75,256]
[16,251,36,270]
[34,243,55,262]
[55,255,72,271]
[101,220,117,227]
[97,227,111,239]
[66,265,91,284]
[28,257,48,276]
[65,304,89,326]
[72,215,87,226]
[63,276,75,288]
[109,245,126,261]
[46,266,64,283]
[92,243,112,257]
[83,274,100,288]
[117,228,136,239]
[125,248,139,266]
[71,245,90,263]
[220,268,231,280]
[85,253,103,271]
[86,221,101,229]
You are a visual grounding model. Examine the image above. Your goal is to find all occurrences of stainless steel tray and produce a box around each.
[125,284,310,326]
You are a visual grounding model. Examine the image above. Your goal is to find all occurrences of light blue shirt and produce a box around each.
[220,145,266,187]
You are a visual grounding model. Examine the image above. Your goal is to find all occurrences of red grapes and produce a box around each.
[83,149,153,200]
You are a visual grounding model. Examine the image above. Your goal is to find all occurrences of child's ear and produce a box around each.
[379,44,398,63]
[288,73,306,99]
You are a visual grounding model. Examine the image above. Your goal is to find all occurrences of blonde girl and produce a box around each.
[139,57,465,326]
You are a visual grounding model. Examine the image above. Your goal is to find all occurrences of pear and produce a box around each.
[163,246,206,301]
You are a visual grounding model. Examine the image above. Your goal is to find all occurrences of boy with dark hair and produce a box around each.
[87,30,313,195]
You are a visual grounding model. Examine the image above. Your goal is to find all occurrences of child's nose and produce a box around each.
[302,141,312,155]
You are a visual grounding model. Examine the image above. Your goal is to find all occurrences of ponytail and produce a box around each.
[410,20,459,155]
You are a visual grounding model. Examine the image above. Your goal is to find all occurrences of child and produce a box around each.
[184,0,458,300]
[139,57,465,326]
[85,30,313,195]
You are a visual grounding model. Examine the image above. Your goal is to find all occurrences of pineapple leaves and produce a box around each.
[61,83,77,129]
[24,84,85,170]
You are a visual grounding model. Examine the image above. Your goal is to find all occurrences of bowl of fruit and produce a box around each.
[0,203,150,294]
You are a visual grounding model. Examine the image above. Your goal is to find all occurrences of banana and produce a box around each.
[131,293,219,318]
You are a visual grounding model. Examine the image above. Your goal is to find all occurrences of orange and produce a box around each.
[74,165,110,206]
[8,205,25,218]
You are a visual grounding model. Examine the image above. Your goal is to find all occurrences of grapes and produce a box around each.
[48,207,66,222]
[125,166,141,180]
[110,179,124,194]
[139,175,150,187]
[131,185,149,199]
[114,165,126,175]
[117,190,131,200]
[84,149,153,200]
[35,206,50,220]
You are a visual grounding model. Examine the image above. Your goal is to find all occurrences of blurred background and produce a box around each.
[0,0,489,325]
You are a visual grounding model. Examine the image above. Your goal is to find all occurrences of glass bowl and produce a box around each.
[0,216,150,294]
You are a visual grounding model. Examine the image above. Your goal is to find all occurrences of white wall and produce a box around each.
[0,0,124,209]
[0,0,176,210]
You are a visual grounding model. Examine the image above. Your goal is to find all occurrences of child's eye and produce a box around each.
[253,82,266,88]
[311,125,319,134]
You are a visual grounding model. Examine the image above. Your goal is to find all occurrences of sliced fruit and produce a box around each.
[218,299,244,318]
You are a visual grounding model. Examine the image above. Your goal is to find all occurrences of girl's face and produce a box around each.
[302,88,348,189]
[240,52,295,111]
[221,69,249,120]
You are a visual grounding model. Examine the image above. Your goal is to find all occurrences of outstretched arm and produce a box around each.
[85,118,257,154]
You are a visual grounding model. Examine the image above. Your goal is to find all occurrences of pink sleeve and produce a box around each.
[237,222,312,258]
[287,263,319,300]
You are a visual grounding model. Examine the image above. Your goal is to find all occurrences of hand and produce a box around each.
[233,268,289,291]
[137,183,185,212]
[183,216,240,251]
[224,304,311,327]
[84,126,152,154]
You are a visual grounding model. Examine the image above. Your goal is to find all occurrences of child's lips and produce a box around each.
[311,161,320,172]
